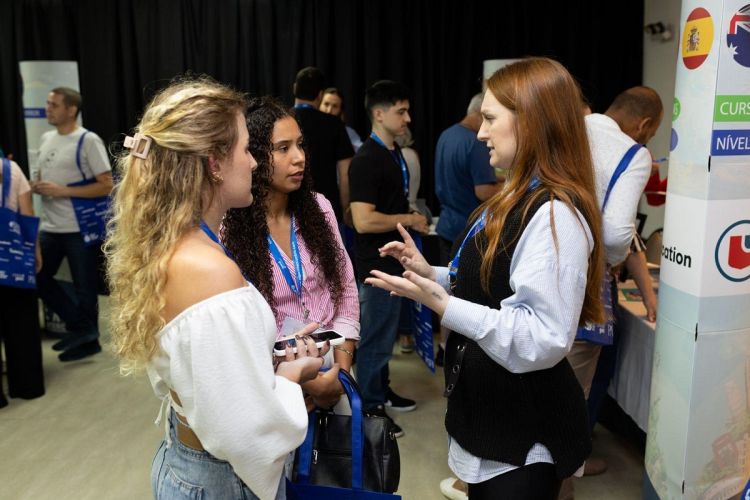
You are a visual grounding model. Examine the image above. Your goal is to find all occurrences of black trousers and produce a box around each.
[0,285,45,406]
[468,463,561,500]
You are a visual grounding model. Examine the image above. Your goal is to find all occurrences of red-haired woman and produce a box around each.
[366,58,605,498]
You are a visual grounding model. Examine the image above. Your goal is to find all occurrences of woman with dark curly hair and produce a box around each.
[224,97,359,408]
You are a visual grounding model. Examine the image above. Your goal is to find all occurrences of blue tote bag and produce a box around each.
[68,132,110,246]
[576,144,643,345]
[287,371,401,500]
[0,159,40,289]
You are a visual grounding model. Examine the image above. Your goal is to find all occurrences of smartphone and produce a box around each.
[273,330,344,357]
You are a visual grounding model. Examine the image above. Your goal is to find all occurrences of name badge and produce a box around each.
[279,315,310,338]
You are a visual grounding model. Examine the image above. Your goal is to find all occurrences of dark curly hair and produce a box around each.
[223,96,346,317]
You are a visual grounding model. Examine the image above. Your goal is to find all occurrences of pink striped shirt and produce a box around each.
[269,193,360,340]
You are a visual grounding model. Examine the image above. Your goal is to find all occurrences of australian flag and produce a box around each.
[728,4,750,68]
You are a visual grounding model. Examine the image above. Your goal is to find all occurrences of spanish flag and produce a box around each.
[682,7,714,69]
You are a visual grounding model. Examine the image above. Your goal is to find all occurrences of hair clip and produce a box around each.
[123,133,152,159]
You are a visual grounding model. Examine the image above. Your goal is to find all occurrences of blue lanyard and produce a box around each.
[266,215,305,301]
[199,221,233,258]
[199,221,252,284]
[294,103,315,110]
[448,177,541,287]
[369,132,409,196]
[448,210,487,287]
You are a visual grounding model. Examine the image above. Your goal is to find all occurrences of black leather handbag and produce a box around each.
[292,370,401,494]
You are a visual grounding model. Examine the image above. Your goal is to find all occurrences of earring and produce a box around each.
[211,173,224,183]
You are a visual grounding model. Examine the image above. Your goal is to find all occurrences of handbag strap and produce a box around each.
[295,413,316,485]
[601,143,643,211]
[338,370,364,490]
[295,370,365,490]
[1,158,10,209]
[75,131,90,181]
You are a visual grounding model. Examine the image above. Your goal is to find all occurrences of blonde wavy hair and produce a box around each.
[104,76,246,374]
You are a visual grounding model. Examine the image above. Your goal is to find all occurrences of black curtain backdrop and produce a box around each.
[0,0,643,214]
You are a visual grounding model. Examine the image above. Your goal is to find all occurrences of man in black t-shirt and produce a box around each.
[349,80,429,434]
[292,67,354,222]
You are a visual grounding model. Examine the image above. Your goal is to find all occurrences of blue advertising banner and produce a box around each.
[711,129,750,155]
[411,234,435,373]
[23,108,46,119]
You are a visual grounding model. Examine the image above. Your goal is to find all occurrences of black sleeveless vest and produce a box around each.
[444,190,591,479]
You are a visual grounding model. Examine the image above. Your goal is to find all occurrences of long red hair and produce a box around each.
[477,57,605,325]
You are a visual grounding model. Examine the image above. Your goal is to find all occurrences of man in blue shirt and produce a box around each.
[435,93,500,264]
[432,93,501,406]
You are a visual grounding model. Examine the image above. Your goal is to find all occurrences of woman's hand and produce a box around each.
[275,323,328,385]
[302,364,344,409]
[365,269,450,316]
[378,223,436,280]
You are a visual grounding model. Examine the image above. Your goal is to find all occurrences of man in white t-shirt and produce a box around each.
[565,86,662,484]
[32,87,113,362]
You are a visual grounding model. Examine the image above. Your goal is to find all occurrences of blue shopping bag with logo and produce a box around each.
[0,159,40,289]
[576,144,643,345]
[68,132,110,246]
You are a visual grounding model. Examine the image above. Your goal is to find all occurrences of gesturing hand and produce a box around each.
[365,269,449,317]
[378,223,436,281]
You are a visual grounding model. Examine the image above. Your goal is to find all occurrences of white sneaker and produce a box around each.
[439,477,468,500]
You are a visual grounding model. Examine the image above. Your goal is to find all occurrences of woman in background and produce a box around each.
[0,156,44,408]
[320,87,363,152]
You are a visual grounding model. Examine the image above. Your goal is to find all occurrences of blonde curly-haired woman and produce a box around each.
[105,77,325,500]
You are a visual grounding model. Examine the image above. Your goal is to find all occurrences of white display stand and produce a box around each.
[644,2,750,498]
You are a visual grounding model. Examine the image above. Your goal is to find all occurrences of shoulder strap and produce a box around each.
[602,143,643,210]
[1,158,10,209]
[75,131,90,181]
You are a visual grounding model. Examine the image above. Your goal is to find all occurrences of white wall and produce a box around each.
[643,0,683,171]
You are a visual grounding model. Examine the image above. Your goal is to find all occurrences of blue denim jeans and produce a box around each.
[36,231,99,340]
[356,285,402,410]
[151,411,285,499]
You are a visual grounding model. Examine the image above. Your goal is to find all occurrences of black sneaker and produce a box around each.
[59,340,102,362]
[41,328,66,340]
[52,332,98,352]
[385,387,416,412]
[435,345,445,367]
[367,405,404,438]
